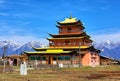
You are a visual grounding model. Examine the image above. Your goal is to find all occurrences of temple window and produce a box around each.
[63,42,65,46]
[29,56,35,60]
[58,42,60,46]
[35,56,41,60]
[42,57,46,61]
[91,53,96,57]
[58,56,64,60]
[29,56,41,60]
[73,42,76,45]
[69,42,71,45]
[65,56,70,60]
[78,42,82,45]
[67,28,72,32]
[65,41,70,45]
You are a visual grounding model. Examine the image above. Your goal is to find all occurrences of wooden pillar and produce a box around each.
[46,56,48,64]
[57,56,58,65]
[50,56,53,64]
[71,55,73,65]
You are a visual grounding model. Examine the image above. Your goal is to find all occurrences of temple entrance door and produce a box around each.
[13,59,17,66]
[48,56,53,64]
[48,56,50,64]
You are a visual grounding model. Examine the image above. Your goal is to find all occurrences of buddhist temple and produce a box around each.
[24,16,100,67]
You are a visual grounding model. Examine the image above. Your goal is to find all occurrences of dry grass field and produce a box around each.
[0,65,120,81]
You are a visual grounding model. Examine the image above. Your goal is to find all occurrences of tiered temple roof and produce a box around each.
[25,16,99,55]
[57,17,85,29]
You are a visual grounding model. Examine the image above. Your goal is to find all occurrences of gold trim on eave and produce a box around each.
[47,37,84,40]
[33,46,90,50]
[47,49,63,52]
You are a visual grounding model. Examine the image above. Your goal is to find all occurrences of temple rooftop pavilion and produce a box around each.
[59,17,77,23]
[24,16,100,67]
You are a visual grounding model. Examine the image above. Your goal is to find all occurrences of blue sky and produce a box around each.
[0,0,120,44]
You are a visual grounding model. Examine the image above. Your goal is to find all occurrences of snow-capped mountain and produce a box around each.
[0,40,42,56]
[94,41,120,60]
[94,41,120,49]
[12,41,42,54]
[0,40,22,56]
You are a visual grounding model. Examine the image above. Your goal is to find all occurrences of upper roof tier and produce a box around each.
[48,32,90,38]
[57,16,82,25]
[60,17,77,23]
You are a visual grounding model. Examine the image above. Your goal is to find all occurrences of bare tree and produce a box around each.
[2,46,7,73]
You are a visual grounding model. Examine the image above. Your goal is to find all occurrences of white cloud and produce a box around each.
[0,23,47,44]
[0,22,31,35]
[0,35,48,44]
[92,32,120,43]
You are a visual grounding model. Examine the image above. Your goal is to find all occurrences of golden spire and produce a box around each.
[69,14,72,19]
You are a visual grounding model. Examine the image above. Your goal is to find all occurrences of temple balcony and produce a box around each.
[49,43,91,48]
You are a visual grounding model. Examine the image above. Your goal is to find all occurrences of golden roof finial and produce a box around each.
[69,14,72,19]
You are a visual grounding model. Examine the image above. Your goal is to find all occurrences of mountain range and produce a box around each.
[0,40,120,60]
[94,41,120,60]
[0,40,43,56]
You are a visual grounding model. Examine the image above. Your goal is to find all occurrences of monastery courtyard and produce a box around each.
[0,65,120,81]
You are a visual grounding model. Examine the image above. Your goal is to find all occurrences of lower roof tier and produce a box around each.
[33,46,90,51]
[31,45,100,52]
[25,45,100,55]
[24,50,87,55]
[24,50,73,55]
